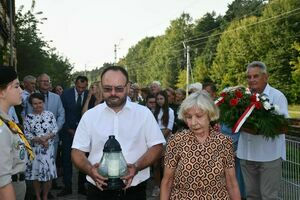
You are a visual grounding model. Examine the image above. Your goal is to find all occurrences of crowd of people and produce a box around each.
[0,60,288,200]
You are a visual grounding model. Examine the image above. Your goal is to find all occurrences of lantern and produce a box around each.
[98,135,128,190]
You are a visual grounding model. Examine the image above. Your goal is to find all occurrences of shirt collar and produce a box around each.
[262,83,271,96]
[74,87,79,95]
[39,90,49,97]
[103,98,132,113]
[0,109,11,121]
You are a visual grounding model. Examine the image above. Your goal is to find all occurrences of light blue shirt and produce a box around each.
[237,84,289,161]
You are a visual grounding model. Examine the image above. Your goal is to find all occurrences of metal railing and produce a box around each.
[279,135,300,200]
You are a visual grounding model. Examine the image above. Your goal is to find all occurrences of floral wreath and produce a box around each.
[215,86,288,139]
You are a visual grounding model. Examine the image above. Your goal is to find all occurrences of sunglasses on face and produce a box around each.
[102,84,127,93]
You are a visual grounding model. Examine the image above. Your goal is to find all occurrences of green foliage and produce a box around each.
[224,0,266,21]
[210,0,300,102]
[123,13,193,88]
[175,69,187,89]
[290,42,300,103]
[15,8,73,87]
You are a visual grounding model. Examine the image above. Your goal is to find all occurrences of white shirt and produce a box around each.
[237,84,289,161]
[72,100,165,186]
[157,107,174,131]
[74,88,83,105]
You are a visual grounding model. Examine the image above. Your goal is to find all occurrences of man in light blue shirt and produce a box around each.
[237,61,289,200]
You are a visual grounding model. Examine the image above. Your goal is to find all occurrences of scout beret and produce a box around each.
[0,66,18,85]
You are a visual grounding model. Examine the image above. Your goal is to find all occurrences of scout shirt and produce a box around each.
[0,110,26,188]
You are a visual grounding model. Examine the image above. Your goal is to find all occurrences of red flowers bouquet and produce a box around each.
[215,86,288,139]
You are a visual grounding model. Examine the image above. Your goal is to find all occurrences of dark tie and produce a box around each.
[76,94,82,108]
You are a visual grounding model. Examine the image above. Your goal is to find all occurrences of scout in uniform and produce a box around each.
[0,66,34,200]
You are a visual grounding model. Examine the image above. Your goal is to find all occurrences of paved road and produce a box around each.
[49,168,159,200]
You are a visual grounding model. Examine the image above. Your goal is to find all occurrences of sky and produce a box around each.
[15,0,234,72]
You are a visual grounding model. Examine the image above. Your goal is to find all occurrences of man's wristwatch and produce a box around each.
[134,163,139,175]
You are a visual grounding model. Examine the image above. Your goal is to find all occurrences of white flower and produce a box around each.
[274,105,280,113]
[263,101,272,110]
[256,93,260,102]
[245,88,251,94]
[260,94,267,101]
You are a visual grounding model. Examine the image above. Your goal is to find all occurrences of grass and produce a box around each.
[289,105,300,118]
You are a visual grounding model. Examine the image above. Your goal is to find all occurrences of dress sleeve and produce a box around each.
[223,137,235,169]
[49,111,58,134]
[164,134,180,169]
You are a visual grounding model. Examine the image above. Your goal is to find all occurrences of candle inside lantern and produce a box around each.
[108,160,119,177]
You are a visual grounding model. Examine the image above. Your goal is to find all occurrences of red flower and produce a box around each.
[230,98,239,106]
[254,102,262,109]
[250,94,257,102]
[220,92,227,97]
[235,90,243,98]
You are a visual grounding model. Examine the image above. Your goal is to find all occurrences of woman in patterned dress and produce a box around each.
[24,93,58,200]
[160,91,241,200]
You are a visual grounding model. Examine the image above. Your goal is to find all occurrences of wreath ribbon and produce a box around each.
[7,121,35,160]
[232,103,256,133]
[214,97,224,106]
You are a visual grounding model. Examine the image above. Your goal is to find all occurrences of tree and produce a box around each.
[15,7,73,87]
[290,42,300,103]
[224,0,266,21]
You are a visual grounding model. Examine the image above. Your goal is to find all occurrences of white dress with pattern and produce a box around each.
[24,111,58,181]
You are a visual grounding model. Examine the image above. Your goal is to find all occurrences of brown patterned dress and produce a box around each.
[164,128,234,199]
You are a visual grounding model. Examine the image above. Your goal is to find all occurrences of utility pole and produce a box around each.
[114,44,117,65]
[114,39,123,65]
[183,42,191,96]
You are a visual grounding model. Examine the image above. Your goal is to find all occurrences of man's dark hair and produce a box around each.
[100,66,129,83]
[75,75,88,83]
[29,92,45,104]
[203,82,217,93]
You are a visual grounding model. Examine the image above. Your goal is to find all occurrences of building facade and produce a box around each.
[0,0,16,66]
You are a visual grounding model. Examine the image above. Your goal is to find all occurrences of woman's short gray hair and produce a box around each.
[178,90,219,122]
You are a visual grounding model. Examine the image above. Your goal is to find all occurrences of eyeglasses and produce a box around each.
[102,84,127,93]
[39,80,50,83]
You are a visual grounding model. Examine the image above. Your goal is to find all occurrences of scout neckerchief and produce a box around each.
[0,116,35,160]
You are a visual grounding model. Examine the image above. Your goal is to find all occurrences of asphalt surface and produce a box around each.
[48,168,159,200]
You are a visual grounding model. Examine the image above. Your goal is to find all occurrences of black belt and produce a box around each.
[12,173,25,182]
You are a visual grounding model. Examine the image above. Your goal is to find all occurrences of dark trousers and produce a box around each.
[61,131,73,188]
[87,181,147,200]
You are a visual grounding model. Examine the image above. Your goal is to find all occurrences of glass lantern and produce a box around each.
[98,135,128,190]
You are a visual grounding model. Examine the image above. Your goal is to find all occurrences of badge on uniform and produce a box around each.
[14,140,26,160]
[19,147,25,160]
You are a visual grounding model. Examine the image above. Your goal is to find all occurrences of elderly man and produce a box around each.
[237,61,289,200]
[21,75,36,119]
[150,81,161,96]
[71,66,165,200]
